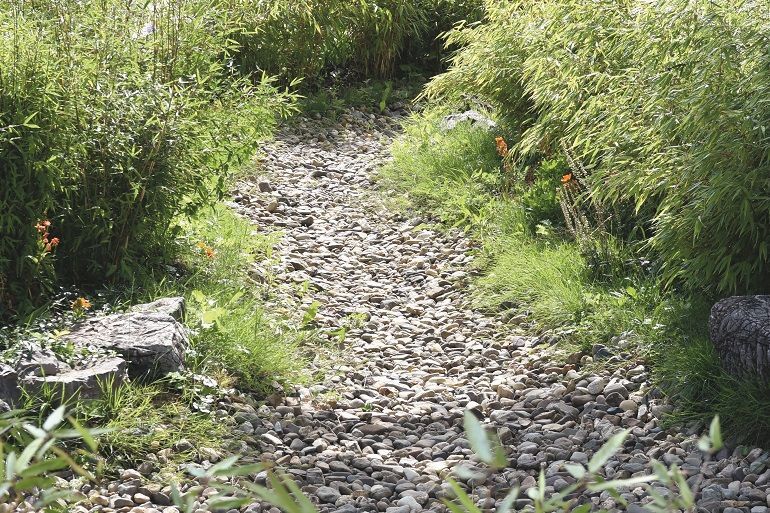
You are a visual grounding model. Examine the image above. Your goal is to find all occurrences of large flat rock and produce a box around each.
[129,296,186,321]
[22,357,127,400]
[64,311,188,379]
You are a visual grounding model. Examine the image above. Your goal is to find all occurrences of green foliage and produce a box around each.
[381,108,525,236]
[112,205,304,395]
[0,0,295,315]
[655,336,770,447]
[228,0,485,85]
[1,406,100,509]
[226,0,352,82]
[476,241,586,329]
[428,0,770,294]
[92,384,226,467]
[520,159,567,231]
[349,1,430,78]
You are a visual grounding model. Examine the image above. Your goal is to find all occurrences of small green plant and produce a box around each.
[301,301,322,328]
[0,406,102,509]
[520,159,568,231]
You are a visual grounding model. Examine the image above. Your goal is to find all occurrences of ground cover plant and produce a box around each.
[427,0,770,295]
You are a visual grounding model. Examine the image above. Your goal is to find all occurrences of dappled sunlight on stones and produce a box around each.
[61,108,770,513]
[225,109,769,512]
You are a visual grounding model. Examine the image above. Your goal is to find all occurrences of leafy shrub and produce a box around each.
[520,159,567,230]
[348,1,431,78]
[0,0,295,314]
[228,0,485,85]
[0,11,64,311]
[227,0,352,83]
[427,0,770,293]
[1,406,98,508]
[408,0,487,68]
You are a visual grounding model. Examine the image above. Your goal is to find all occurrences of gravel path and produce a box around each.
[229,109,770,513]
[63,109,770,513]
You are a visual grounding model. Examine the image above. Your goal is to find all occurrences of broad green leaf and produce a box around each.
[587,474,657,491]
[67,417,99,452]
[495,487,519,513]
[709,415,723,451]
[588,430,628,473]
[266,471,303,513]
[42,405,66,431]
[19,458,68,477]
[564,463,585,479]
[5,451,17,479]
[446,478,483,513]
[13,475,52,492]
[16,437,45,472]
[191,290,206,304]
[23,424,47,439]
[206,455,240,475]
[672,465,694,507]
[282,472,318,513]
[463,411,493,464]
[650,460,670,484]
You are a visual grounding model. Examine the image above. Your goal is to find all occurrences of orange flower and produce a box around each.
[204,247,215,259]
[561,172,574,184]
[495,136,509,158]
[72,297,92,311]
[35,220,51,234]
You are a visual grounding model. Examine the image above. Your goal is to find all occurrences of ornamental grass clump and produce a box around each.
[427,0,770,294]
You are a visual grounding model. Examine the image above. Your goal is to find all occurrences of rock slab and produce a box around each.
[130,296,186,321]
[65,311,188,379]
[22,357,127,400]
[0,364,19,405]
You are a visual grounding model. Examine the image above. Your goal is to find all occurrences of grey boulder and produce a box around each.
[13,346,70,377]
[130,296,186,321]
[0,364,20,405]
[22,357,127,400]
[65,311,188,379]
[440,110,497,131]
[710,295,770,381]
